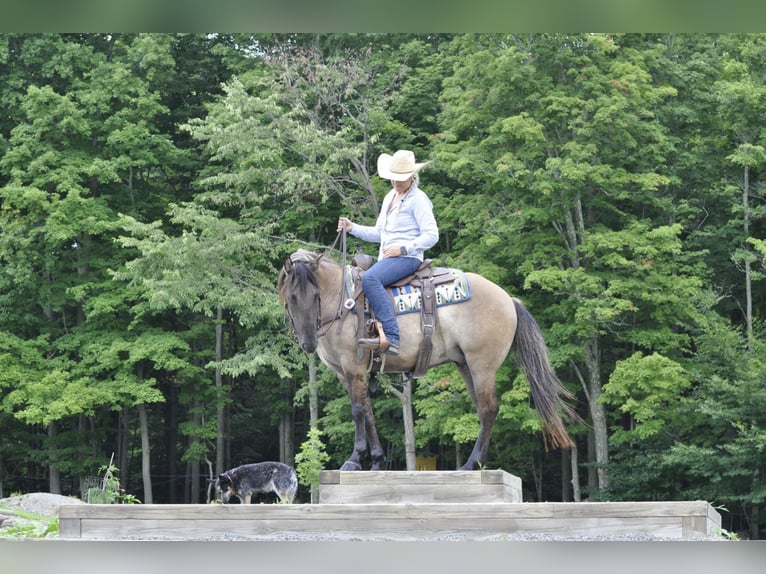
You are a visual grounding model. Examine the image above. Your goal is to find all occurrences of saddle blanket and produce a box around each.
[345,267,472,316]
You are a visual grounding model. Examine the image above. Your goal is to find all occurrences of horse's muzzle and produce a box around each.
[300,338,318,354]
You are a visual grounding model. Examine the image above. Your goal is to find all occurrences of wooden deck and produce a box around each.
[58,500,722,540]
[57,470,722,540]
[318,469,522,503]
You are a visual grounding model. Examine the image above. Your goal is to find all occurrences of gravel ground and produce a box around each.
[81,531,725,542]
[0,492,84,517]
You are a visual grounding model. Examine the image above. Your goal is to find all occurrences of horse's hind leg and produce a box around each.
[364,408,385,470]
[456,362,499,470]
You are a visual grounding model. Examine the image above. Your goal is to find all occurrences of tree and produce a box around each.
[181,36,424,472]
[0,33,247,500]
[0,33,183,495]
[294,426,330,503]
[115,203,280,477]
[435,33,707,497]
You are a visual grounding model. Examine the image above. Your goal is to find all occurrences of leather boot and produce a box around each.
[357,338,400,356]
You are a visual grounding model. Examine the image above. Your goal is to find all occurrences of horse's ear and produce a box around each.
[283,256,294,273]
[311,253,323,271]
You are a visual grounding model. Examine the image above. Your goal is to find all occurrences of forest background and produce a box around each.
[0,33,763,539]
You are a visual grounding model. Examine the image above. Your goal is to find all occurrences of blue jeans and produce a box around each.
[361,256,421,345]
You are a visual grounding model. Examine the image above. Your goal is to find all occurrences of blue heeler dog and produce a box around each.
[215,462,298,504]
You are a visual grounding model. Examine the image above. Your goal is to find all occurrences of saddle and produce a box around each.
[348,253,456,378]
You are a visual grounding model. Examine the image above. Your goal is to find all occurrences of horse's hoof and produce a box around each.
[340,461,362,471]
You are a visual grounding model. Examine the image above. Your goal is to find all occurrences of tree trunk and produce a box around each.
[137,403,153,504]
[577,335,609,496]
[742,164,759,540]
[187,391,202,503]
[119,406,129,493]
[743,164,753,348]
[586,430,598,497]
[165,378,178,502]
[532,451,543,501]
[561,448,571,501]
[279,408,294,466]
[48,422,61,494]
[401,376,416,471]
[215,305,225,476]
[570,445,581,502]
[388,375,416,470]
[190,457,199,503]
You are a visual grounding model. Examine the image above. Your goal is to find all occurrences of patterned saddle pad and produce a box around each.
[345,267,472,316]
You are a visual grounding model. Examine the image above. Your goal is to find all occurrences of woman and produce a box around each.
[337,149,439,356]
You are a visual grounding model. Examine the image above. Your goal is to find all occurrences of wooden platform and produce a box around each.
[58,470,722,540]
[58,500,722,540]
[318,470,523,503]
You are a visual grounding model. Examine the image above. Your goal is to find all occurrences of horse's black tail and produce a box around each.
[512,298,578,450]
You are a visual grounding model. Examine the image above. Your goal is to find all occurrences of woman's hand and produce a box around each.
[381,245,406,258]
[337,217,353,232]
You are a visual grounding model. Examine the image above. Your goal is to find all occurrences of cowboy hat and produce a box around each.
[377,150,431,181]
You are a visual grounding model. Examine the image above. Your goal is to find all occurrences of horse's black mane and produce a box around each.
[282,249,322,295]
[290,259,318,291]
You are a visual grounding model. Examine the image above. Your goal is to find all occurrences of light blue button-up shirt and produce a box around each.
[350,185,439,262]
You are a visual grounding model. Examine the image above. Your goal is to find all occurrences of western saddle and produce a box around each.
[347,252,456,379]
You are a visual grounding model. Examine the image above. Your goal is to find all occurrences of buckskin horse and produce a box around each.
[278,248,576,471]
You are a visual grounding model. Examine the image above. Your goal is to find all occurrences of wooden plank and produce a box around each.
[59,501,715,521]
[318,484,510,504]
[57,514,81,538]
[327,471,487,485]
[559,501,714,518]
[317,470,523,503]
[318,470,340,484]
[69,514,686,541]
[59,500,722,540]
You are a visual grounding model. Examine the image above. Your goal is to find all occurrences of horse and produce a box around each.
[278,248,577,471]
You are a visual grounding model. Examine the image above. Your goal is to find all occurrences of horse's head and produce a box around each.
[278,250,323,353]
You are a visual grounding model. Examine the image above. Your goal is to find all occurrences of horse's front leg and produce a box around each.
[340,397,367,471]
[339,372,377,471]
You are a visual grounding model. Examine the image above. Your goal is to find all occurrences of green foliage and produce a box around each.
[0,33,765,534]
[602,352,691,442]
[413,366,477,448]
[0,509,59,539]
[86,461,141,504]
[294,426,330,491]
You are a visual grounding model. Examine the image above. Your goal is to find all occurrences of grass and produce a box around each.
[0,504,59,539]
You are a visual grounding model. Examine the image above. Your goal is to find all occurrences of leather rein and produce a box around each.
[315,229,350,338]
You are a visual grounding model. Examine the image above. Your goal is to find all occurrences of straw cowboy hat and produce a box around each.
[377,149,431,181]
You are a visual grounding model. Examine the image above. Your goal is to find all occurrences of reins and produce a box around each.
[316,228,349,337]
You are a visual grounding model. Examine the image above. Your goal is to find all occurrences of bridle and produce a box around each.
[283,229,350,340]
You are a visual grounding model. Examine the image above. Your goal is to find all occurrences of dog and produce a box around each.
[214,461,298,504]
